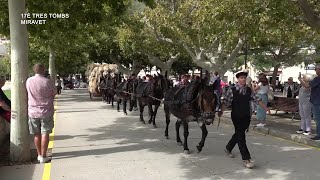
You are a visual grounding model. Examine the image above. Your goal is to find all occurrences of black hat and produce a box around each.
[236,71,248,78]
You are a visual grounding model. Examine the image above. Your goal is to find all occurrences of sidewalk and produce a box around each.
[220,111,320,148]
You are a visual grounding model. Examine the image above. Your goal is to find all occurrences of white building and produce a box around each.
[223,62,317,84]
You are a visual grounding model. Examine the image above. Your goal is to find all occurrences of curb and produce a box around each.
[220,116,320,149]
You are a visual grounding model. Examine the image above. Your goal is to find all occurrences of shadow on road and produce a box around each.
[52,89,320,180]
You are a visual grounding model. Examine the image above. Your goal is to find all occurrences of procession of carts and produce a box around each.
[86,63,119,101]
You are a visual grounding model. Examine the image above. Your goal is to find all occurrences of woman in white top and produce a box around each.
[297,74,314,135]
[253,76,269,127]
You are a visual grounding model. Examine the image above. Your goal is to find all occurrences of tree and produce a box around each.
[114,1,182,76]
[296,0,320,29]
[250,0,315,86]
[143,0,276,75]
[8,0,30,162]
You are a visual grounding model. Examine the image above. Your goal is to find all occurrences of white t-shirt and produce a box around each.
[257,83,269,94]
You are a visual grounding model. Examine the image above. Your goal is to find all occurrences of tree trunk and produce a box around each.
[110,55,131,75]
[189,38,243,76]
[147,53,179,76]
[132,60,142,75]
[49,46,56,82]
[271,63,281,88]
[9,0,31,162]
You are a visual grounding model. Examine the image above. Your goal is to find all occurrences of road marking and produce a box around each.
[222,122,320,151]
[42,100,57,180]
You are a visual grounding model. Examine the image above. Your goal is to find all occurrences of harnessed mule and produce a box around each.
[104,74,117,107]
[116,79,134,115]
[135,75,169,128]
[164,80,217,154]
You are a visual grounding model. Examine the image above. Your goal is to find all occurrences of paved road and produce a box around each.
[1,89,320,180]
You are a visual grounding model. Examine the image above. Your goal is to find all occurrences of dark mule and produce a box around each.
[104,74,117,107]
[135,74,169,128]
[164,80,217,154]
[115,79,135,115]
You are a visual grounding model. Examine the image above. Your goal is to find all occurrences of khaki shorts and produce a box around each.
[28,116,54,135]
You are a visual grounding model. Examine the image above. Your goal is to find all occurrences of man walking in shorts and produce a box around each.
[26,63,57,163]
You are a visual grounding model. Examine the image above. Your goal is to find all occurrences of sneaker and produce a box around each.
[37,155,42,161]
[310,136,320,141]
[303,131,311,136]
[296,129,304,134]
[243,159,255,169]
[224,149,234,158]
[256,123,265,127]
[39,156,51,163]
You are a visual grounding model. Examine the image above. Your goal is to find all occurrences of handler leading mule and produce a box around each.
[164,80,218,154]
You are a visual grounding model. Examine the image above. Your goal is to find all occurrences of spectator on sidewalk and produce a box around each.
[243,69,252,89]
[307,64,320,141]
[283,77,299,98]
[253,76,269,127]
[0,77,11,123]
[56,76,62,95]
[219,70,270,169]
[26,63,57,163]
[297,73,314,136]
[210,71,222,111]
[251,81,258,114]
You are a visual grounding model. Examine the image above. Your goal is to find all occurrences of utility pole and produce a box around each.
[9,0,31,162]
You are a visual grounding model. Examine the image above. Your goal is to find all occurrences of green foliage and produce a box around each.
[171,56,195,75]
[0,0,9,36]
[0,55,10,76]
[3,90,10,100]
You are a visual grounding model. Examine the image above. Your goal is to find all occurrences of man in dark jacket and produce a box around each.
[219,71,270,168]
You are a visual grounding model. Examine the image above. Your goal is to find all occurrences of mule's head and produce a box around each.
[155,74,169,89]
[198,84,217,125]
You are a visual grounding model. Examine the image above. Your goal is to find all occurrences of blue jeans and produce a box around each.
[214,90,221,112]
[313,104,320,137]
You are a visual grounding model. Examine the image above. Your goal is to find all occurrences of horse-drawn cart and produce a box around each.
[89,86,102,101]
[86,63,118,101]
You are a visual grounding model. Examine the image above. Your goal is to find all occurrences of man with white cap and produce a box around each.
[219,70,270,168]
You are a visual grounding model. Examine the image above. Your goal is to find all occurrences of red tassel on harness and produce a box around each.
[1,111,11,123]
